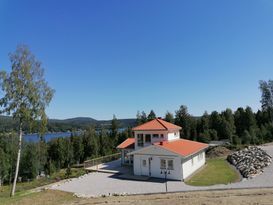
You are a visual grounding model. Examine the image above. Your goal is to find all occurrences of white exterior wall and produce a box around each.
[150,155,182,180]
[132,146,206,181]
[167,131,180,141]
[182,151,205,179]
[133,154,182,180]
[134,130,180,150]
[133,154,142,176]
[134,131,168,150]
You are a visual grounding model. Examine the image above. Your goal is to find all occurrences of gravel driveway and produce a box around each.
[51,145,273,197]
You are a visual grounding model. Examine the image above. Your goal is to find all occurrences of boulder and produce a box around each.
[227,146,272,178]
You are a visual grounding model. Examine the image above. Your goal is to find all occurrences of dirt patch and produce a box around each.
[1,190,74,205]
[73,188,273,205]
[206,146,233,158]
[4,188,273,205]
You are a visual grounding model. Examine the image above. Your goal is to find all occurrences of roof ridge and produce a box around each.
[156,118,168,130]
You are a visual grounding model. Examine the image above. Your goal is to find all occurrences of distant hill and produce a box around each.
[99,118,136,128]
[49,117,98,126]
[0,115,136,132]
[49,117,136,128]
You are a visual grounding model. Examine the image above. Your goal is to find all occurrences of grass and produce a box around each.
[0,168,85,204]
[50,167,86,180]
[185,158,240,186]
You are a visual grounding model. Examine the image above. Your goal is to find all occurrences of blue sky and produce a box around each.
[1,0,273,120]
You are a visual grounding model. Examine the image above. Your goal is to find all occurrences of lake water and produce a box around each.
[23,128,127,142]
[23,132,74,142]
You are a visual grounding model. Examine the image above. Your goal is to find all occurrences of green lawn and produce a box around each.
[185,158,240,186]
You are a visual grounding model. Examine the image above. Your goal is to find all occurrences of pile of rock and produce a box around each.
[227,146,272,178]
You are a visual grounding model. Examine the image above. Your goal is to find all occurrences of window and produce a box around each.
[145,134,151,142]
[191,158,194,166]
[153,134,159,138]
[174,132,177,136]
[168,160,174,170]
[142,160,147,167]
[160,134,164,138]
[137,134,144,147]
[160,159,166,169]
[161,159,174,170]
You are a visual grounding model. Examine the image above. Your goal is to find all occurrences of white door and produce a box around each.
[140,156,149,176]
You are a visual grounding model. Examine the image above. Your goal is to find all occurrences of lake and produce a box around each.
[23,132,75,142]
[23,128,127,142]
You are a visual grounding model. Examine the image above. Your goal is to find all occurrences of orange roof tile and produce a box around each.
[132,118,182,131]
[154,139,208,157]
[117,138,135,149]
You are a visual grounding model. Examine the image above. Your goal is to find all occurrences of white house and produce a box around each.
[117,118,208,181]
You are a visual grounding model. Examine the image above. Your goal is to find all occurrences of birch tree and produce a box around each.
[0,45,54,196]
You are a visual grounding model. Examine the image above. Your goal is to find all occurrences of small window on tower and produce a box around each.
[145,134,151,142]
[153,134,159,138]
[137,134,144,147]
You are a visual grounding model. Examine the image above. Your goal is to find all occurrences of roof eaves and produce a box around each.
[182,145,209,159]
[133,128,167,131]
[154,141,209,158]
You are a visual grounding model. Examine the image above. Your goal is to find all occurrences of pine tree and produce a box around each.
[165,111,174,123]
[242,130,251,145]
[147,110,156,121]
[175,105,192,139]
[209,111,222,135]
[259,80,273,123]
[111,115,119,146]
[136,111,142,125]
[141,111,147,124]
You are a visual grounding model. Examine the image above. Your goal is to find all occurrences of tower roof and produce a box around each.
[132,118,181,131]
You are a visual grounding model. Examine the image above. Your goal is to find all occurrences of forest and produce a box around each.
[0,80,273,187]
[0,116,130,185]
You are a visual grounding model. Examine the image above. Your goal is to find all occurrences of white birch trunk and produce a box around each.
[10,124,23,197]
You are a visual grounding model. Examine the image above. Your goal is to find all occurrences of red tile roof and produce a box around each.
[132,118,182,131]
[117,138,135,149]
[154,139,208,157]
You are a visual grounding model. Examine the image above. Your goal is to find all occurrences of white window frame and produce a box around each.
[160,158,174,170]
[160,159,166,169]
[167,160,174,170]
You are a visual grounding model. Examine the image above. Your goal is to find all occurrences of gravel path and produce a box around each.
[50,145,273,197]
